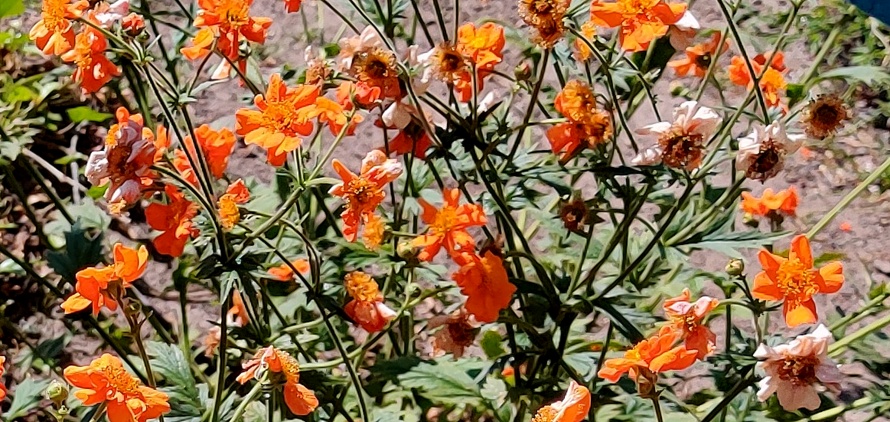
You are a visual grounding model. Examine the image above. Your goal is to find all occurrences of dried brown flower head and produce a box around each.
[801,94,850,139]
[518,0,569,48]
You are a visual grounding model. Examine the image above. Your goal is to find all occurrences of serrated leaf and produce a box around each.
[66,106,113,123]
[398,360,483,405]
[817,66,890,86]
[46,220,104,283]
[6,378,50,419]
[146,342,203,417]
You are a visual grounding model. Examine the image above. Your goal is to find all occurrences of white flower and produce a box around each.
[382,100,445,131]
[754,325,841,411]
[669,11,700,50]
[93,0,130,29]
[736,121,805,181]
[632,101,721,169]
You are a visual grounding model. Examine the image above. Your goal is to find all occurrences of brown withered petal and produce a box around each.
[659,129,705,170]
[560,198,589,232]
[801,94,850,139]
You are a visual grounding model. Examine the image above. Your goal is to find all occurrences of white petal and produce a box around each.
[636,121,672,136]
[632,147,662,166]
[756,376,778,402]
[382,102,413,130]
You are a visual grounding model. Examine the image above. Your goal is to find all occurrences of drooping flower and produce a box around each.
[589,0,688,52]
[546,80,613,161]
[343,271,397,332]
[736,121,804,182]
[30,0,79,56]
[429,310,478,358]
[531,380,591,422]
[573,21,598,61]
[192,0,272,60]
[236,74,320,166]
[329,150,403,242]
[145,185,200,257]
[559,197,589,233]
[753,235,844,327]
[801,94,850,139]
[740,187,799,218]
[85,108,162,213]
[518,0,570,48]
[88,0,130,28]
[632,101,721,170]
[268,259,310,281]
[121,12,145,36]
[668,10,699,50]
[668,32,727,78]
[338,26,386,71]
[237,347,319,416]
[61,243,148,315]
[598,326,698,384]
[754,325,841,411]
[218,179,250,230]
[413,188,487,261]
[452,249,516,323]
[65,354,170,422]
[663,288,718,360]
[349,47,401,99]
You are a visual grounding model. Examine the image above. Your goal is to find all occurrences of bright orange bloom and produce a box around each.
[598,326,697,383]
[740,187,798,217]
[413,188,486,261]
[728,52,787,107]
[285,0,301,12]
[343,271,396,332]
[759,67,787,108]
[329,150,403,242]
[65,354,170,422]
[268,259,310,281]
[753,235,844,327]
[0,356,7,403]
[663,288,718,360]
[669,32,727,78]
[230,291,250,326]
[437,22,505,102]
[547,80,612,161]
[238,347,318,415]
[389,122,432,159]
[193,0,271,60]
[589,0,688,52]
[30,0,79,56]
[60,18,120,93]
[362,213,386,250]
[217,179,250,230]
[236,74,319,166]
[452,250,516,323]
[181,27,215,60]
[173,125,236,185]
[61,243,148,315]
[145,185,200,257]
[531,380,590,422]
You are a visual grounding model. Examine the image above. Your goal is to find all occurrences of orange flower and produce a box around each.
[452,250,516,323]
[546,80,612,161]
[589,0,688,52]
[740,187,798,218]
[218,179,250,230]
[65,354,170,422]
[454,22,505,102]
[238,347,318,416]
[30,0,79,56]
[343,271,396,332]
[0,356,7,403]
[573,21,597,61]
[362,213,386,250]
[285,0,301,12]
[236,74,320,166]
[663,288,718,360]
[181,27,215,60]
[839,221,853,232]
[531,380,590,422]
[412,188,486,261]
[329,150,403,242]
[173,125,236,185]
[728,52,787,107]
[230,291,250,326]
[193,0,271,60]
[389,121,432,159]
[598,326,697,383]
[61,243,148,315]
[145,185,200,257]
[753,235,844,327]
[668,32,727,78]
[60,17,120,93]
[268,259,310,281]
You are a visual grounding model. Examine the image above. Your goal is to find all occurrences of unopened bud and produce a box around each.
[122,13,146,37]
[725,259,745,277]
[514,62,532,82]
[46,380,69,406]
[743,213,759,228]
[670,81,689,97]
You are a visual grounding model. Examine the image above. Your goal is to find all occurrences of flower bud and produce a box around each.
[46,380,69,406]
[725,259,745,277]
[514,62,532,82]
[122,13,146,37]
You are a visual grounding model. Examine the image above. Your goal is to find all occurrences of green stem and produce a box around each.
[808,154,890,238]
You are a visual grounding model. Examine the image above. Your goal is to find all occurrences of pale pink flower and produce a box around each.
[736,121,804,181]
[632,101,721,170]
[669,11,699,50]
[338,26,385,70]
[754,325,841,411]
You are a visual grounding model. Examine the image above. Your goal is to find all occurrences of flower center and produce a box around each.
[813,104,840,128]
[344,177,383,214]
[745,139,783,181]
[345,272,379,302]
[431,206,458,236]
[618,0,659,14]
[101,360,142,395]
[275,350,302,384]
[446,319,477,347]
[531,405,558,422]
[262,101,302,133]
[42,0,70,32]
[694,53,712,69]
[106,142,139,183]
[775,257,818,305]
[659,130,704,169]
[776,354,820,386]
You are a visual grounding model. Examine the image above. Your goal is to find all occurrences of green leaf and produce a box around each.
[6,378,50,419]
[146,342,203,417]
[480,330,506,359]
[398,360,483,405]
[46,220,105,283]
[66,106,113,123]
[817,66,890,86]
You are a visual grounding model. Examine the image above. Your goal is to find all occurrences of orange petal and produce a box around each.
[817,261,844,294]
[783,299,818,327]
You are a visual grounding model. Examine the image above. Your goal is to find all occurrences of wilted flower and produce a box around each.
[559,197,589,232]
[90,0,130,28]
[61,243,148,315]
[531,380,591,422]
[145,185,200,257]
[801,94,850,139]
[598,326,697,385]
[589,0,688,52]
[547,80,613,161]
[429,310,479,358]
[121,13,145,36]
[752,235,844,327]
[237,347,319,416]
[633,101,721,170]
[424,22,506,102]
[663,288,718,360]
[518,0,570,48]
[338,26,386,70]
[736,121,804,182]
[330,150,403,242]
[669,33,727,78]
[668,10,699,50]
[451,249,516,323]
[65,354,170,422]
[413,188,487,261]
[740,187,799,218]
[343,271,397,332]
[755,325,841,411]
